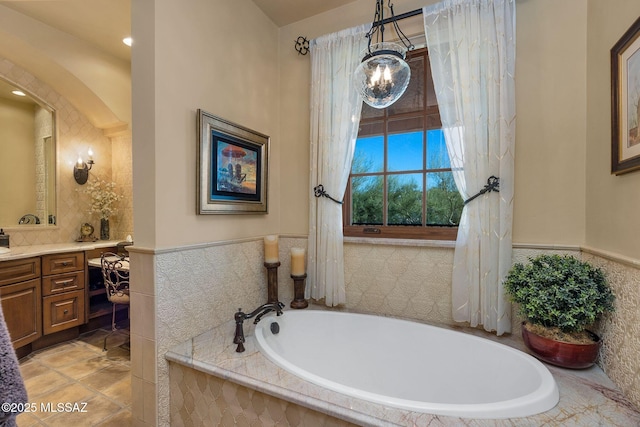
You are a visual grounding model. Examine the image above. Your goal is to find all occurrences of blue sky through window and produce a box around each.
[352,129,450,173]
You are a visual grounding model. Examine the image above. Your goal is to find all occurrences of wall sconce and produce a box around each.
[73,148,94,185]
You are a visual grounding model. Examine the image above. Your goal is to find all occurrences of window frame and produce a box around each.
[343,47,459,241]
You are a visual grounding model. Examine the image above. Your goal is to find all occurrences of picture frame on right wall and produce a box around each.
[611,16,640,175]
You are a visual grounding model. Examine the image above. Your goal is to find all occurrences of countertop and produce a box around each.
[0,241,123,261]
[166,308,640,427]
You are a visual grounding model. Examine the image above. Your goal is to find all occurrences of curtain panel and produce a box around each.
[423,0,516,335]
[307,25,369,306]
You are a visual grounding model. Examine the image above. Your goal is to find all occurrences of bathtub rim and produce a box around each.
[254,309,560,419]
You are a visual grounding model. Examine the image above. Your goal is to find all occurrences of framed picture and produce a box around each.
[197,110,269,214]
[611,16,640,175]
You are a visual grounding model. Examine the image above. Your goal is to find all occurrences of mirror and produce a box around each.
[0,78,56,227]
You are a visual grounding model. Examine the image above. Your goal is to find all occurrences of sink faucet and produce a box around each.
[233,302,284,353]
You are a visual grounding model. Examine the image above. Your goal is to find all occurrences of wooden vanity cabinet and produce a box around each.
[0,257,42,348]
[41,252,85,335]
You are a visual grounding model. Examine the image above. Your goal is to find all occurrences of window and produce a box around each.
[343,48,463,240]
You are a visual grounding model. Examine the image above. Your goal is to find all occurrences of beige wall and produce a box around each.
[278,0,591,246]
[514,0,588,245]
[583,2,640,410]
[278,0,436,235]
[131,0,280,424]
[586,0,640,260]
[112,133,134,239]
[133,0,280,249]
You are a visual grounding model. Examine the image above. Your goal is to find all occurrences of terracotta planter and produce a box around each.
[521,322,601,369]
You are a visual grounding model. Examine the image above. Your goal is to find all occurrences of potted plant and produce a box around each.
[503,254,615,369]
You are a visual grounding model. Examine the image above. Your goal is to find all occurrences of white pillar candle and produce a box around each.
[290,247,306,276]
[264,235,279,263]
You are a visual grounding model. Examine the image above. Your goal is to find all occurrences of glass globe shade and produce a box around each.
[354,42,411,109]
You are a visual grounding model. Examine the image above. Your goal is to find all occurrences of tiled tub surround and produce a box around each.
[166,308,640,426]
[343,241,640,413]
[252,310,559,418]
[169,365,357,427]
[344,240,581,338]
[583,249,640,413]
[133,237,308,426]
[135,237,639,425]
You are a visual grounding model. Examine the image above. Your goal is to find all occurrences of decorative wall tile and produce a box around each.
[582,253,640,411]
[151,238,640,425]
[166,303,640,426]
[344,243,455,325]
[111,133,133,240]
[154,239,271,426]
[169,363,357,427]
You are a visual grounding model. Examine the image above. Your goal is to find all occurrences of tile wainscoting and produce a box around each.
[344,240,580,333]
[166,309,640,426]
[583,248,640,411]
[131,236,638,425]
[130,237,308,426]
[169,363,357,427]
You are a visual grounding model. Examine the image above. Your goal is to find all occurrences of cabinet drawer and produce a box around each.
[42,271,85,296]
[0,278,42,348]
[42,290,85,335]
[42,252,85,275]
[0,257,40,286]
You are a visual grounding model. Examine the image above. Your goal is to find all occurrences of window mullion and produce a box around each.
[345,47,460,240]
[383,117,389,226]
[422,124,427,227]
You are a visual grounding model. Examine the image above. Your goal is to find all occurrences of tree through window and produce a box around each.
[343,48,462,240]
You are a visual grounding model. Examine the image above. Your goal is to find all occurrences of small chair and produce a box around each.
[100,252,130,351]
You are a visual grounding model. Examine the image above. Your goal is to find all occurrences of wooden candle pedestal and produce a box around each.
[264,261,280,304]
[290,273,308,309]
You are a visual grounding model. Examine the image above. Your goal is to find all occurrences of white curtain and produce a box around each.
[423,0,516,335]
[307,25,369,306]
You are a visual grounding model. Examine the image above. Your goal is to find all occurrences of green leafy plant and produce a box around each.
[504,254,614,334]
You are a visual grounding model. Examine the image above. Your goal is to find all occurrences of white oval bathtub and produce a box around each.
[254,310,559,419]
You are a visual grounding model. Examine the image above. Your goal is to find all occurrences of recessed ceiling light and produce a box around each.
[11,90,26,97]
[123,37,132,47]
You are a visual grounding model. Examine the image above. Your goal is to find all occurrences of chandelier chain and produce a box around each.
[365,0,414,54]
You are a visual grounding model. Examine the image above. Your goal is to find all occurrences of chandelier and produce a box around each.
[354,0,414,109]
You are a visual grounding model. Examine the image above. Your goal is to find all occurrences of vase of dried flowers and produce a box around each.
[82,178,121,240]
[100,218,110,240]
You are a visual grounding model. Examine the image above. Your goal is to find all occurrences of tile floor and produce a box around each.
[16,329,131,427]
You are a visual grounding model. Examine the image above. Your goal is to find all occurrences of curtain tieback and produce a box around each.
[464,176,500,205]
[314,185,343,205]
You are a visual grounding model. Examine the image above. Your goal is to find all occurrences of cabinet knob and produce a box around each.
[63,309,69,314]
